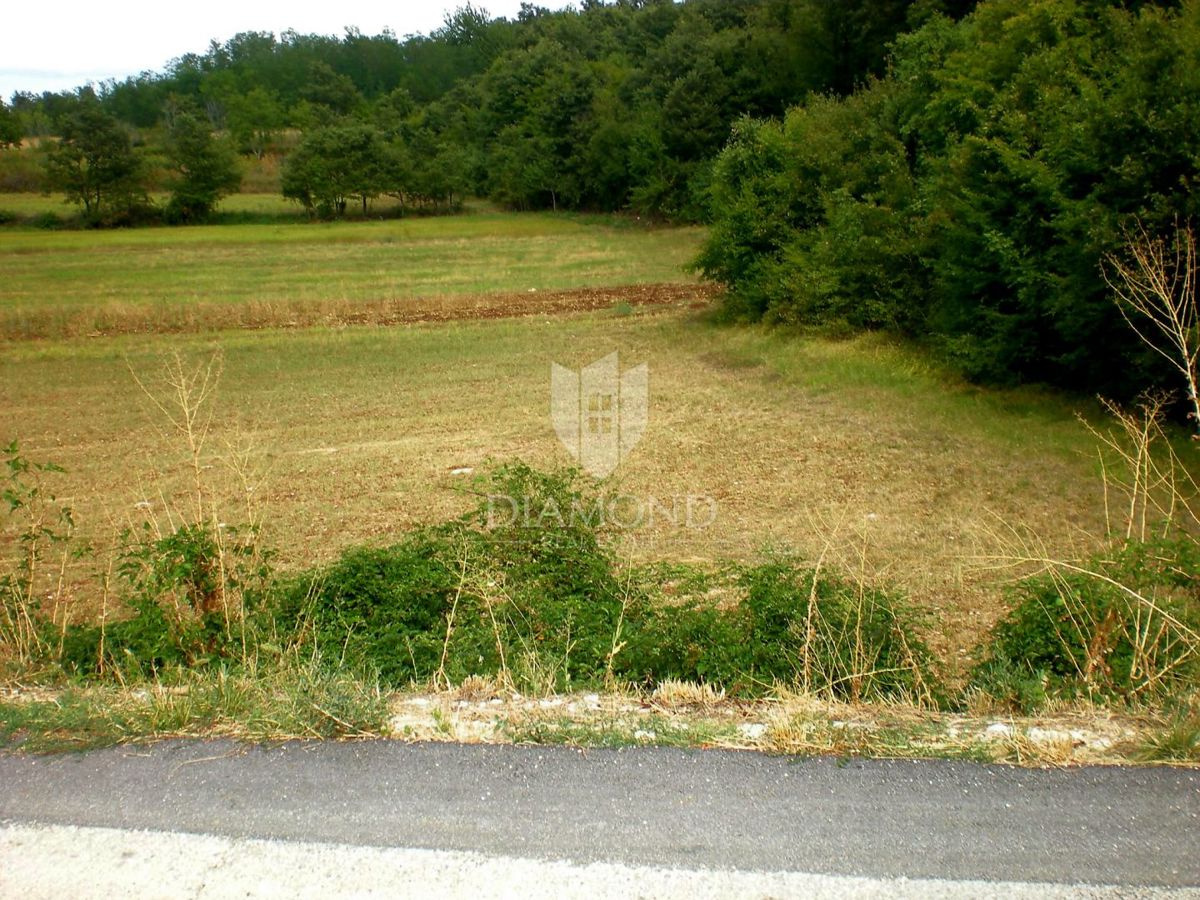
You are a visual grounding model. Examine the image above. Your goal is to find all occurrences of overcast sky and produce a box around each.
[1,0,578,102]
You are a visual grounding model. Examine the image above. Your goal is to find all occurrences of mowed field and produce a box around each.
[0,195,703,339]
[0,201,1126,664]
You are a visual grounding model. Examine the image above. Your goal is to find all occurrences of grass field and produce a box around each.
[0,197,701,339]
[1,289,1117,665]
[3,203,1181,672]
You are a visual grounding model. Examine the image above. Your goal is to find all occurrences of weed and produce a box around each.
[0,660,389,752]
[0,441,74,667]
[972,397,1200,712]
[1137,715,1200,762]
[969,537,1200,711]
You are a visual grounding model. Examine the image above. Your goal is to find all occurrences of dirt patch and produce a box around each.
[11,282,720,341]
[327,282,721,328]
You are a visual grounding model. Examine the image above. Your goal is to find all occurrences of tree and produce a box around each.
[43,101,145,222]
[300,61,364,117]
[225,88,284,159]
[164,112,242,222]
[281,124,388,217]
[0,101,22,148]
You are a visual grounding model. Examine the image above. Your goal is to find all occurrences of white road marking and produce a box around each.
[0,822,1181,899]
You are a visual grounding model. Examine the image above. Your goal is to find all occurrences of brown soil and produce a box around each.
[326,282,721,327]
[10,282,721,341]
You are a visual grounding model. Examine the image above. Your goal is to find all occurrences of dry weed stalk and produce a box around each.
[0,447,74,668]
[1104,220,1200,437]
[1078,395,1200,540]
[431,534,518,695]
[128,349,224,523]
[604,553,638,690]
[781,510,936,707]
[119,349,269,662]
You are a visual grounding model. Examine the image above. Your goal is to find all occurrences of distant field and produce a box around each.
[0,201,703,339]
[0,191,379,219]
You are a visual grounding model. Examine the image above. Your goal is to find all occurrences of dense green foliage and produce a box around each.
[162,112,242,222]
[969,538,1200,712]
[9,0,975,220]
[42,100,148,224]
[698,0,1200,395]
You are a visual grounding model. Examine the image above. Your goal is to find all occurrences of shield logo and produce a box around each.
[550,352,648,477]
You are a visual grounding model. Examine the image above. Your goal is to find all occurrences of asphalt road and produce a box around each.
[1,740,1197,896]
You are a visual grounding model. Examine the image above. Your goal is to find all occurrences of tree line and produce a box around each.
[3,0,977,221]
[697,0,1200,398]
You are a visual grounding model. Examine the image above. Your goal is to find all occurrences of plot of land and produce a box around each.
[2,206,1160,668]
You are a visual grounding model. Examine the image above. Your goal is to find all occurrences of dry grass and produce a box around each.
[650,678,727,710]
[0,302,1127,664]
[1,675,1185,765]
[381,683,1170,765]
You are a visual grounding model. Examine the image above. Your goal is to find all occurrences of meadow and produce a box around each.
[0,201,1125,669]
[0,195,703,339]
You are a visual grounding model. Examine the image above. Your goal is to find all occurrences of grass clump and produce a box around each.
[1137,715,1200,763]
[0,661,390,752]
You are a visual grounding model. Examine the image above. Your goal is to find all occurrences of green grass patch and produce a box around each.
[0,203,703,339]
[0,664,390,753]
[503,714,739,749]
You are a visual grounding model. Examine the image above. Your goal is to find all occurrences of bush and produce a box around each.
[61,520,272,678]
[277,536,460,686]
[30,211,66,230]
[280,463,628,691]
[280,462,942,700]
[734,558,939,702]
[0,146,45,192]
[970,537,1200,711]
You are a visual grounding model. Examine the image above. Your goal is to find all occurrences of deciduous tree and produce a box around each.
[43,101,145,222]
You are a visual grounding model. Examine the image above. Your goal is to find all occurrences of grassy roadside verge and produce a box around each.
[2,676,1193,766]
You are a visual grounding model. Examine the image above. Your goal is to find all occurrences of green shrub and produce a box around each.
[735,559,939,701]
[970,538,1200,711]
[277,535,460,686]
[61,521,272,678]
[277,463,942,700]
[281,463,629,692]
[30,211,66,229]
